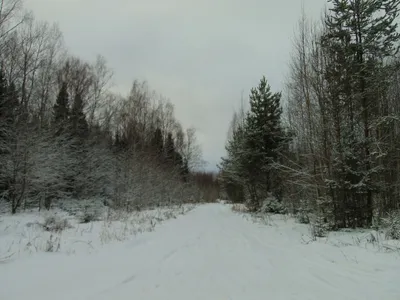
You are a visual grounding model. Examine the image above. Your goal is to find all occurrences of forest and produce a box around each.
[2,0,400,239]
[219,0,400,237]
[1,1,399,298]
[0,0,219,215]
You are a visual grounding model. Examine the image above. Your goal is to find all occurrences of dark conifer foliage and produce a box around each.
[70,93,89,139]
[220,76,288,211]
[53,82,69,136]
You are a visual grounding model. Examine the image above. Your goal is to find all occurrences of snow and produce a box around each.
[0,204,195,259]
[1,203,400,300]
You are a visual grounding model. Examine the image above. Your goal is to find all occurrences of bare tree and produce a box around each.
[0,0,25,50]
[57,56,94,101]
[182,127,204,171]
[86,55,113,129]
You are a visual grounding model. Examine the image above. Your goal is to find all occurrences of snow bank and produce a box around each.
[244,209,400,254]
[0,204,195,262]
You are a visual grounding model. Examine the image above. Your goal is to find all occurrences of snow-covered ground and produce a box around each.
[0,204,195,260]
[1,203,400,300]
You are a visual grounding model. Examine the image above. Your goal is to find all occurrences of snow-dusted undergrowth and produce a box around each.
[237,207,400,256]
[0,203,195,262]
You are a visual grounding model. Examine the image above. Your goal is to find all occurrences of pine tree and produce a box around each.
[0,68,9,196]
[70,93,89,139]
[244,76,284,210]
[53,82,69,135]
[0,69,19,164]
[322,0,400,227]
[164,131,188,180]
[0,67,20,209]
[68,93,90,198]
[219,122,248,203]
[0,68,9,150]
[180,157,189,181]
[0,70,18,127]
[165,132,176,164]
[0,69,8,122]
[151,127,164,157]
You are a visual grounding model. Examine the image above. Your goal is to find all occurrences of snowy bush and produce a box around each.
[76,200,104,223]
[57,198,106,217]
[232,203,248,213]
[78,210,100,224]
[296,199,311,224]
[260,194,287,214]
[41,214,72,233]
[382,210,400,240]
[310,216,329,238]
[45,234,62,252]
[297,212,310,224]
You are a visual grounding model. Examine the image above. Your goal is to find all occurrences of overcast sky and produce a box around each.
[25,0,326,171]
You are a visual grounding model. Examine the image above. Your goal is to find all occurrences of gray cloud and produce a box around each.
[25,0,326,170]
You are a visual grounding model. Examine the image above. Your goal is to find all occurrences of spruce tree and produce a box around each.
[0,70,19,156]
[53,82,69,135]
[70,93,89,139]
[0,68,9,149]
[0,68,20,208]
[322,0,400,227]
[180,157,189,181]
[151,127,164,158]
[69,93,90,198]
[219,122,248,203]
[0,68,8,120]
[244,76,284,210]
[165,132,176,165]
[164,132,188,179]
[0,68,9,196]
[0,69,18,126]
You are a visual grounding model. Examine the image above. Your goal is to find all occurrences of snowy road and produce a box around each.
[1,204,399,300]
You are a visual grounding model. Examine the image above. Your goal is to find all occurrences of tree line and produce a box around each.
[0,0,219,214]
[219,0,400,232]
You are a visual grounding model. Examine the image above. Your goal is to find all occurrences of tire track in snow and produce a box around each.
[2,203,400,300]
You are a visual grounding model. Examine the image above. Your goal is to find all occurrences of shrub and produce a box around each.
[297,213,310,224]
[42,214,71,233]
[70,199,104,223]
[45,234,61,252]
[232,203,248,213]
[260,194,287,214]
[382,210,400,240]
[77,211,100,223]
[310,216,329,238]
[296,199,311,224]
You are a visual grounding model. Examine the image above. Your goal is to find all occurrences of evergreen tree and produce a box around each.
[219,78,287,208]
[244,76,284,210]
[322,0,400,227]
[70,93,89,139]
[164,131,189,180]
[0,68,20,208]
[0,68,9,149]
[180,157,190,181]
[219,122,248,203]
[53,82,69,135]
[68,93,90,198]
[165,132,176,164]
[0,69,9,123]
[151,127,164,157]
[0,68,9,196]
[0,69,18,127]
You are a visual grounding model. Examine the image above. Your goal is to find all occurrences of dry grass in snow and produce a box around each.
[0,204,195,262]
